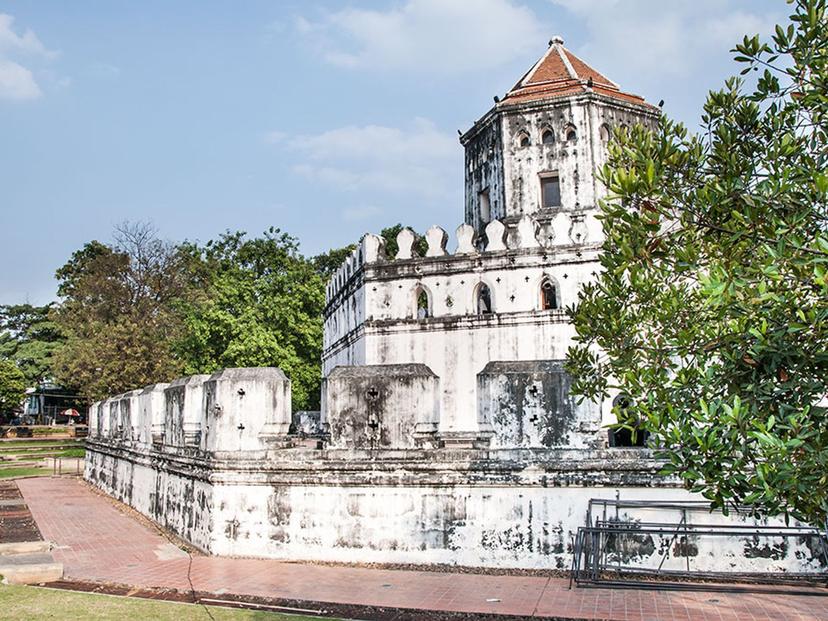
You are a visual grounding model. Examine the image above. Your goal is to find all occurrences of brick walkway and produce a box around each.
[17,477,828,621]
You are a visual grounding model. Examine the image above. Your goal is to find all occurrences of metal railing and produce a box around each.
[51,457,83,477]
[570,498,828,590]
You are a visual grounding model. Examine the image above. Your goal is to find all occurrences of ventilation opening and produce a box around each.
[540,279,559,310]
[415,287,431,320]
[476,283,493,315]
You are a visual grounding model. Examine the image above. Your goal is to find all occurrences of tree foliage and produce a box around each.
[52,223,191,400]
[175,228,325,411]
[0,360,27,415]
[566,0,828,525]
[311,244,357,278]
[379,224,428,258]
[0,303,64,387]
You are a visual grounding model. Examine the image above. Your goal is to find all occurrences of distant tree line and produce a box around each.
[0,221,420,413]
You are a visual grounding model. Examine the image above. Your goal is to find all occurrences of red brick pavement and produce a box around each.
[17,477,828,621]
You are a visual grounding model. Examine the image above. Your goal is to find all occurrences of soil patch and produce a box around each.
[0,481,43,543]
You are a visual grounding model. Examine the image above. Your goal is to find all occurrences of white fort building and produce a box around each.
[83,40,824,575]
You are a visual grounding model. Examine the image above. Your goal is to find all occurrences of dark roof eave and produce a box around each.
[460,91,659,145]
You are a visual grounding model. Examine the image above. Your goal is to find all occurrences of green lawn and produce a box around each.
[0,584,338,620]
[0,448,84,459]
[0,466,51,479]
[0,442,80,451]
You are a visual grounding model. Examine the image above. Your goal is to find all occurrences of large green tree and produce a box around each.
[52,223,191,399]
[0,360,26,415]
[175,228,325,411]
[0,303,64,387]
[566,0,828,525]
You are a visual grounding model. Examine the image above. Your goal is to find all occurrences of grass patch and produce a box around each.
[0,442,80,449]
[57,448,85,458]
[0,466,50,479]
[0,584,335,620]
[31,427,76,436]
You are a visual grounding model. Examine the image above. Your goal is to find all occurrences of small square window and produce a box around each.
[479,189,491,223]
[541,175,561,209]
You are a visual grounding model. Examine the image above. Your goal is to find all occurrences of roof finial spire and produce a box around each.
[549,35,564,47]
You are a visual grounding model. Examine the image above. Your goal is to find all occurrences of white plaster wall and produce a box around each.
[164,375,210,448]
[202,367,292,452]
[88,401,100,438]
[137,383,168,447]
[207,483,821,573]
[322,239,607,434]
[85,448,214,552]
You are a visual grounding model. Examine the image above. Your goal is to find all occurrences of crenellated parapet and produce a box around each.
[323,212,603,357]
[87,367,292,455]
[325,211,602,308]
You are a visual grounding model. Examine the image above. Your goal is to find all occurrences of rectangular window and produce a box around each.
[479,189,491,223]
[541,175,561,209]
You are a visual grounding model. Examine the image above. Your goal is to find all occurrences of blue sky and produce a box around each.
[0,0,784,305]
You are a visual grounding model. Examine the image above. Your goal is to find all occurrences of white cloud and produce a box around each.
[0,13,59,101]
[297,0,546,74]
[273,118,459,200]
[263,130,286,144]
[0,58,41,100]
[0,14,57,59]
[549,1,780,80]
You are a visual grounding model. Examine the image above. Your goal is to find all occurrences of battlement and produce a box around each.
[325,211,602,308]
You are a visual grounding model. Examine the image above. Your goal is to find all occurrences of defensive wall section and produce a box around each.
[85,367,825,574]
[321,215,613,444]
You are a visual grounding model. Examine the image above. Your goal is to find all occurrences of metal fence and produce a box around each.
[570,498,828,590]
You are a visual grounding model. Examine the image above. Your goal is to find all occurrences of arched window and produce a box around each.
[518,131,530,147]
[476,283,493,315]
[414,285,431,320]
[608,394,649,447]
[599,123,611,142]
[541,128,555,145]
[540,278,560,310]
[565,124,577,141]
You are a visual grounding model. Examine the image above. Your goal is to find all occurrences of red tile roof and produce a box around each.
[502,37,656,109]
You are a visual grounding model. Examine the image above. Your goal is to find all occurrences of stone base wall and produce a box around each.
[84,441,825,573]
[85,445,214,552]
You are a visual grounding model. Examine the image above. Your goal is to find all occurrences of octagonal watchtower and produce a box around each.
[460,36,659,240]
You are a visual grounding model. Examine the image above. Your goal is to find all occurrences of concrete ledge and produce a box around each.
[0,540,51,555]
[0,561,63,584]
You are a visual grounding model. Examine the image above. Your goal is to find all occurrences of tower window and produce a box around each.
[479,189,491,224]
[476,283,493,315]
[566,125,577,141]
[540,279,559,310]
[540,174,561,209]
[518,131,530,147]
[541,128,555,144]
[415,286,431,319]
[599,124,611,142]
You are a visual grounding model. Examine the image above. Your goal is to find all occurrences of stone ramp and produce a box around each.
[17,477,828,621]
[0,480,63,584]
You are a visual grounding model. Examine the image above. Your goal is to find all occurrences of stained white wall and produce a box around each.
[322,218,614,436]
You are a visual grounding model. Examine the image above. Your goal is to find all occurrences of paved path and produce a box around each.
[17,477,828,621]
